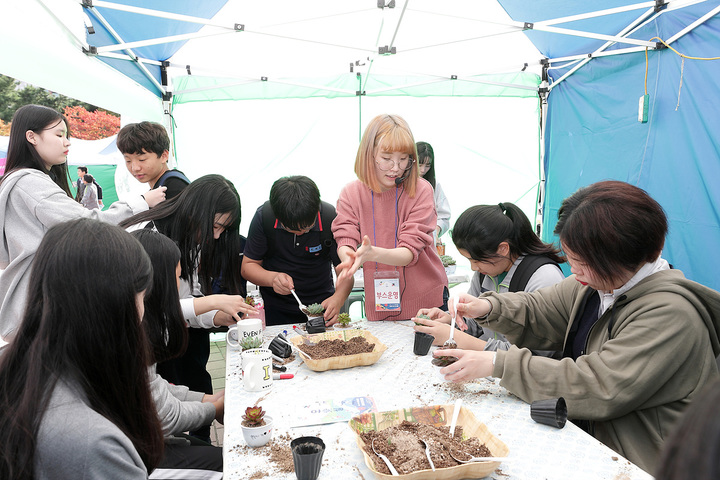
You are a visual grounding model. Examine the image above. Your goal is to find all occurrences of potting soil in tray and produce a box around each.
[359,420,491,475]
[297,336,375,359]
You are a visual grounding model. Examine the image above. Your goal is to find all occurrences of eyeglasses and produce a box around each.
[376,157,414,172]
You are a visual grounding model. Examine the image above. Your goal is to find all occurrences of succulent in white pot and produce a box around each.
[241,405,273,447]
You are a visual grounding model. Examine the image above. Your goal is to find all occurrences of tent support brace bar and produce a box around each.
[667,3,720,43]
[175,79,355,97]
[36,0,90,51]
[87,0,238,30]
[85,6,165,96]
[534,1,657,27]
[532,24,658,48]
[549,6,658,91]
[95,29,238,54]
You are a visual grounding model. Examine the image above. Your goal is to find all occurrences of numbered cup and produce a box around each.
[241,348,273,392]
[227,318,263,349]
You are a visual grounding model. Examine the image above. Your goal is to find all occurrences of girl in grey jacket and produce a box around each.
[0,219,164,479]
[0,105,165,346]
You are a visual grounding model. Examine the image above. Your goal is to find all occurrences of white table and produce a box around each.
[223,320,654,480]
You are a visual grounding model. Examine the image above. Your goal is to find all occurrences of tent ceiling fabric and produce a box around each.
[80,0,545,100]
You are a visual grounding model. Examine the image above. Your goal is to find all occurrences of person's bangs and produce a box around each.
[376,129,415,157]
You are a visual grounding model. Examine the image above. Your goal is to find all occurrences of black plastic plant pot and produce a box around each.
[413,331,434,356]
[269,333,292,358]
[306,316,326,334]
[530,397,568,428]
[291,436,325,480]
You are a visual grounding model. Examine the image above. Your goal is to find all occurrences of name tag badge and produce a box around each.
[308,244,322,253]
[374,270,401,311]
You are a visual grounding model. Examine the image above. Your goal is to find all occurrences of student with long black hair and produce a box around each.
[121,174,255,443]
[416,141,450,242]
[0,104,165,346]
[0,218,164,479]
[132,229,224,477]
[415,202,565,352]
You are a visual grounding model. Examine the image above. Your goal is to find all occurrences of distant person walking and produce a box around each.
[80,174,100,210]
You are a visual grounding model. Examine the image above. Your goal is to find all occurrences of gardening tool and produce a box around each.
[443,295,459,349]
[290,289,308,315]
[420,439,435,471]
[447,449,511,464]
[276,333,314,360]
[371,438,399,476]
[449,398,462,437]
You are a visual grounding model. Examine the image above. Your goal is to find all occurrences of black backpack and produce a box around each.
[156,170,190,187]
[480,254,561,292]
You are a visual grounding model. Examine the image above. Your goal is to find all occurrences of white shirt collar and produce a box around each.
[598,256,670,314]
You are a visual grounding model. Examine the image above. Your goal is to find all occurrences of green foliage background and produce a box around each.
[0,74,117,122]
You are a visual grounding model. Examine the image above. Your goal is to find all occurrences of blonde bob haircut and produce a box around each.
[354,114,419,197]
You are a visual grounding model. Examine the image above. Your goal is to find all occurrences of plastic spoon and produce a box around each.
[290,289,308,314]
[444,295,459,349]
[447,449,512,464]
[372,438,399,476]
[420,439,435,471]
[449,398,462,437]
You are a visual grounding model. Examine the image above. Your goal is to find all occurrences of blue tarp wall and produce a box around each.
[501,1,720,291]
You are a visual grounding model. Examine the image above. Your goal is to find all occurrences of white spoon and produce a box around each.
[290,289,308,314]
[449,398,462,437]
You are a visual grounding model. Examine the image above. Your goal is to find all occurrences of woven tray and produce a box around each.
[289,329,387,372]
[348,404,509,480]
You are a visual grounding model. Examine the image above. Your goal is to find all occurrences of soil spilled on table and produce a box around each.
[298,336,375,359]
[359,420,492,475]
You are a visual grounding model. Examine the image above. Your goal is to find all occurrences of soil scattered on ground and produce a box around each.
[359,420,492,475]
[298,336,375,359]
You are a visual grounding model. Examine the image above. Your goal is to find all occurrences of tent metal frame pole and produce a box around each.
[549,46,648,64]
[86,7,166,96]
[87,0,238,30]
[532,24,658,48]
[175,78,355,97]
[35,0,90,51]
[95,29,237,54]
[535,2,657,26]
[97,52,163,67]
[548,6,658,91]
[667,3,720,43]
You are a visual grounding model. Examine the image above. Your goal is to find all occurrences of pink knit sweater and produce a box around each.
[332,179,447,321]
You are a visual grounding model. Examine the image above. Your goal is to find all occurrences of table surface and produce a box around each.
[223,320,654,480]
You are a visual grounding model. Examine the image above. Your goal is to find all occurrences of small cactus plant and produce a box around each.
[440,255,456,267]
[305,303,325,317]
[240,335,263,350]
[242,405,266,427]
[337,312,351,326]
[414,313,431,325]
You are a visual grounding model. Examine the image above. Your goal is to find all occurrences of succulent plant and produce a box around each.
[305,303,325,317]
[337,312,351,326]
[240,335,263,350]
[244,295,256,306]
[414,313,431,325]
[242,405,266,427]
[440,255,456,267]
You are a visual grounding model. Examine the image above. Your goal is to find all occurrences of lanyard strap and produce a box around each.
[371,188,398,272]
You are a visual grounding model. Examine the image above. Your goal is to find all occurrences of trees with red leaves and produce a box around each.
[64,105,120,140]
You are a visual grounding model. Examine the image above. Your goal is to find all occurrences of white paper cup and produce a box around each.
[241,348,273,392]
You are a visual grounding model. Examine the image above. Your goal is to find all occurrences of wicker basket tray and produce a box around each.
[348,404,509,480]
[289,329,387,372]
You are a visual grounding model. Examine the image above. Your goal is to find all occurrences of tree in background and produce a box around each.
[64,106,120,140]
[0,74,120,140]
